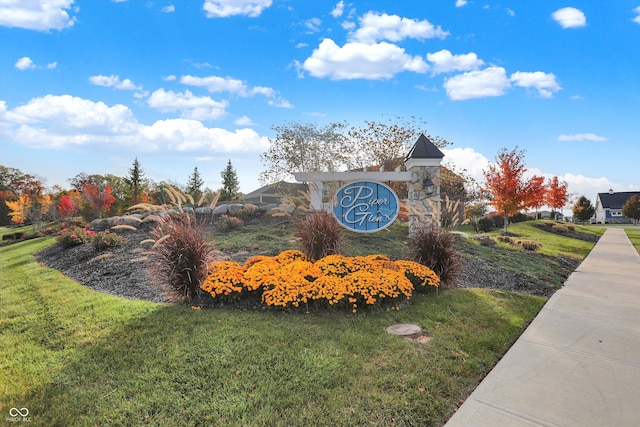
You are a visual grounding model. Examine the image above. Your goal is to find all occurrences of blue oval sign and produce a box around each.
[332,181,400,233]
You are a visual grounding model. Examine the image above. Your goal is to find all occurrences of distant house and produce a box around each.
[594,190,640,224]
[243,181,308,205]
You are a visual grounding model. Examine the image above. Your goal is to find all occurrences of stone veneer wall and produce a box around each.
[407,165,441,231]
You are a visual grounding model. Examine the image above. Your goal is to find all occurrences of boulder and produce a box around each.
[213,204,229,216]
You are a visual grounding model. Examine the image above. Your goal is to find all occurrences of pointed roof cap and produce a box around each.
[405,134,445,160]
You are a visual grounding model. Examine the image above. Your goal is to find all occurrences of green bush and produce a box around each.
[477,217,494,232]
[407,226,463,288]
[491,215,504,228]
[92,231,127,250]
[295,211,345,261]
[56,226,95,248]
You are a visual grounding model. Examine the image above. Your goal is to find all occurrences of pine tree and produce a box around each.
[125,158,146,205]
[220,160,240,201]
[186,166,204,205]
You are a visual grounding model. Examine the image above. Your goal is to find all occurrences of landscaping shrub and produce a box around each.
[552,224,569,234]
[497,235,517,244]
[510,212,530,223]
[519,240,542,251]
[92,231,127,250]
[477,217,494,232]
[56,226,96,248]
[491,215,505,228]
[407,226,463,288]
[567,224,576,231]
[218,214,243,231]
[295,211,345,261]
[150,216,215,301]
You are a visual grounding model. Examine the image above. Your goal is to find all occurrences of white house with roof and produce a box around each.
[594,189,640,224]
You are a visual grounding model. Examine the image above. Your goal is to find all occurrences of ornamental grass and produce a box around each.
[200,251,440,312]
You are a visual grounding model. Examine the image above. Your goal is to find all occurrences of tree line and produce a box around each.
[0,159,241,226]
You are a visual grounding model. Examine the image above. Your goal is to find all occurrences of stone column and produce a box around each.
[405,161,442,232]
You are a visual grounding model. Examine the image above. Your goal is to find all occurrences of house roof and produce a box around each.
[597,191,640,209]
[404,134,445,161]
[243,180,308,201]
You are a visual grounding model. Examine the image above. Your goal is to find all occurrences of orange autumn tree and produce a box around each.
[525,175,547,219]
[545,176,569,219]
[483,147,542,233]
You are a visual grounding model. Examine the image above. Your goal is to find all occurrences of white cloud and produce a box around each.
[162,5,175,13]
[350,12,448,43]
[0,0,76,31]
[302,38,429,80]
[510,71,561,98]
[147,89,228,120]
[180,75,276,98]
[443,67,511,100]
[15,57,36,70]
[427,50,484,75]
[634,7,640,24]
[442,147,491,183]
[89,75,143,91]
[163,75,177,81]
[267,98,294,109]
[0,95,268,153]
[506,8,515,17]
[331,1,344,18]
[47,62,58,69]
[234,116,255,126]
[552,7,586,29]
[558,133,607,142]
[455,0,467,8]
[181,75,246,94]
[305,17,322,33]
[202,0,272,18]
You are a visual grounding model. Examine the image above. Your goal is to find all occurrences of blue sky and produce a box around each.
[2,0,639,208]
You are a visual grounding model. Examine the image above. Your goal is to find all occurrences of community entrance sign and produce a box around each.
[332,181,399,233]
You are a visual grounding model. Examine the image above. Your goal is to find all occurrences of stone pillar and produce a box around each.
[405,161,442,232]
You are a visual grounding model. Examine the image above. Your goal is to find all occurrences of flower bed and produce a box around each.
[200,251,440,312]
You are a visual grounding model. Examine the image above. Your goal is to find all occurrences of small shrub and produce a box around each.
[150,216,215,301]
[56,226,96,248]
[407,226,463,288]
[519,240,542,251]
[92,231,127,250]
[218,214,243,231]
[567,224,576,231]
[491,215,505,228]
[295,211,345,261]
[552,224,569,234]
[510,212,530,223]
[497,235,517,244]
[544,221,556,227]
[477,217,494,232]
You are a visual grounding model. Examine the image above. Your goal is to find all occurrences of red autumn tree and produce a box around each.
[482,147,542,233]
[525,175,547,218]
[82,183,115,219]
[545,176,569,219]
[58,194,78,217]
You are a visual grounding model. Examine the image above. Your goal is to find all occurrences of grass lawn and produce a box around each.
[1,237,546,426]
[487,221,605,259]
[625,228,640,255]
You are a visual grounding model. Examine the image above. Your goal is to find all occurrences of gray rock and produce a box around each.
[213,204,229,215]
[227,203,244,214]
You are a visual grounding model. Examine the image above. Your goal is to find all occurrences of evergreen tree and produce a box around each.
[186,166,204,205]
[220,159,240,201]
[125,158,146,205]
[572,195,595,224]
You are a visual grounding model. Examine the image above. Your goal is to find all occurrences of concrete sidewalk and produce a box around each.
[445,228,640,427]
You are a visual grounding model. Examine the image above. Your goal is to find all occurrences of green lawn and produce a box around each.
[1,237,545,426]
[488,221,605,259]
[625,228,640,255]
